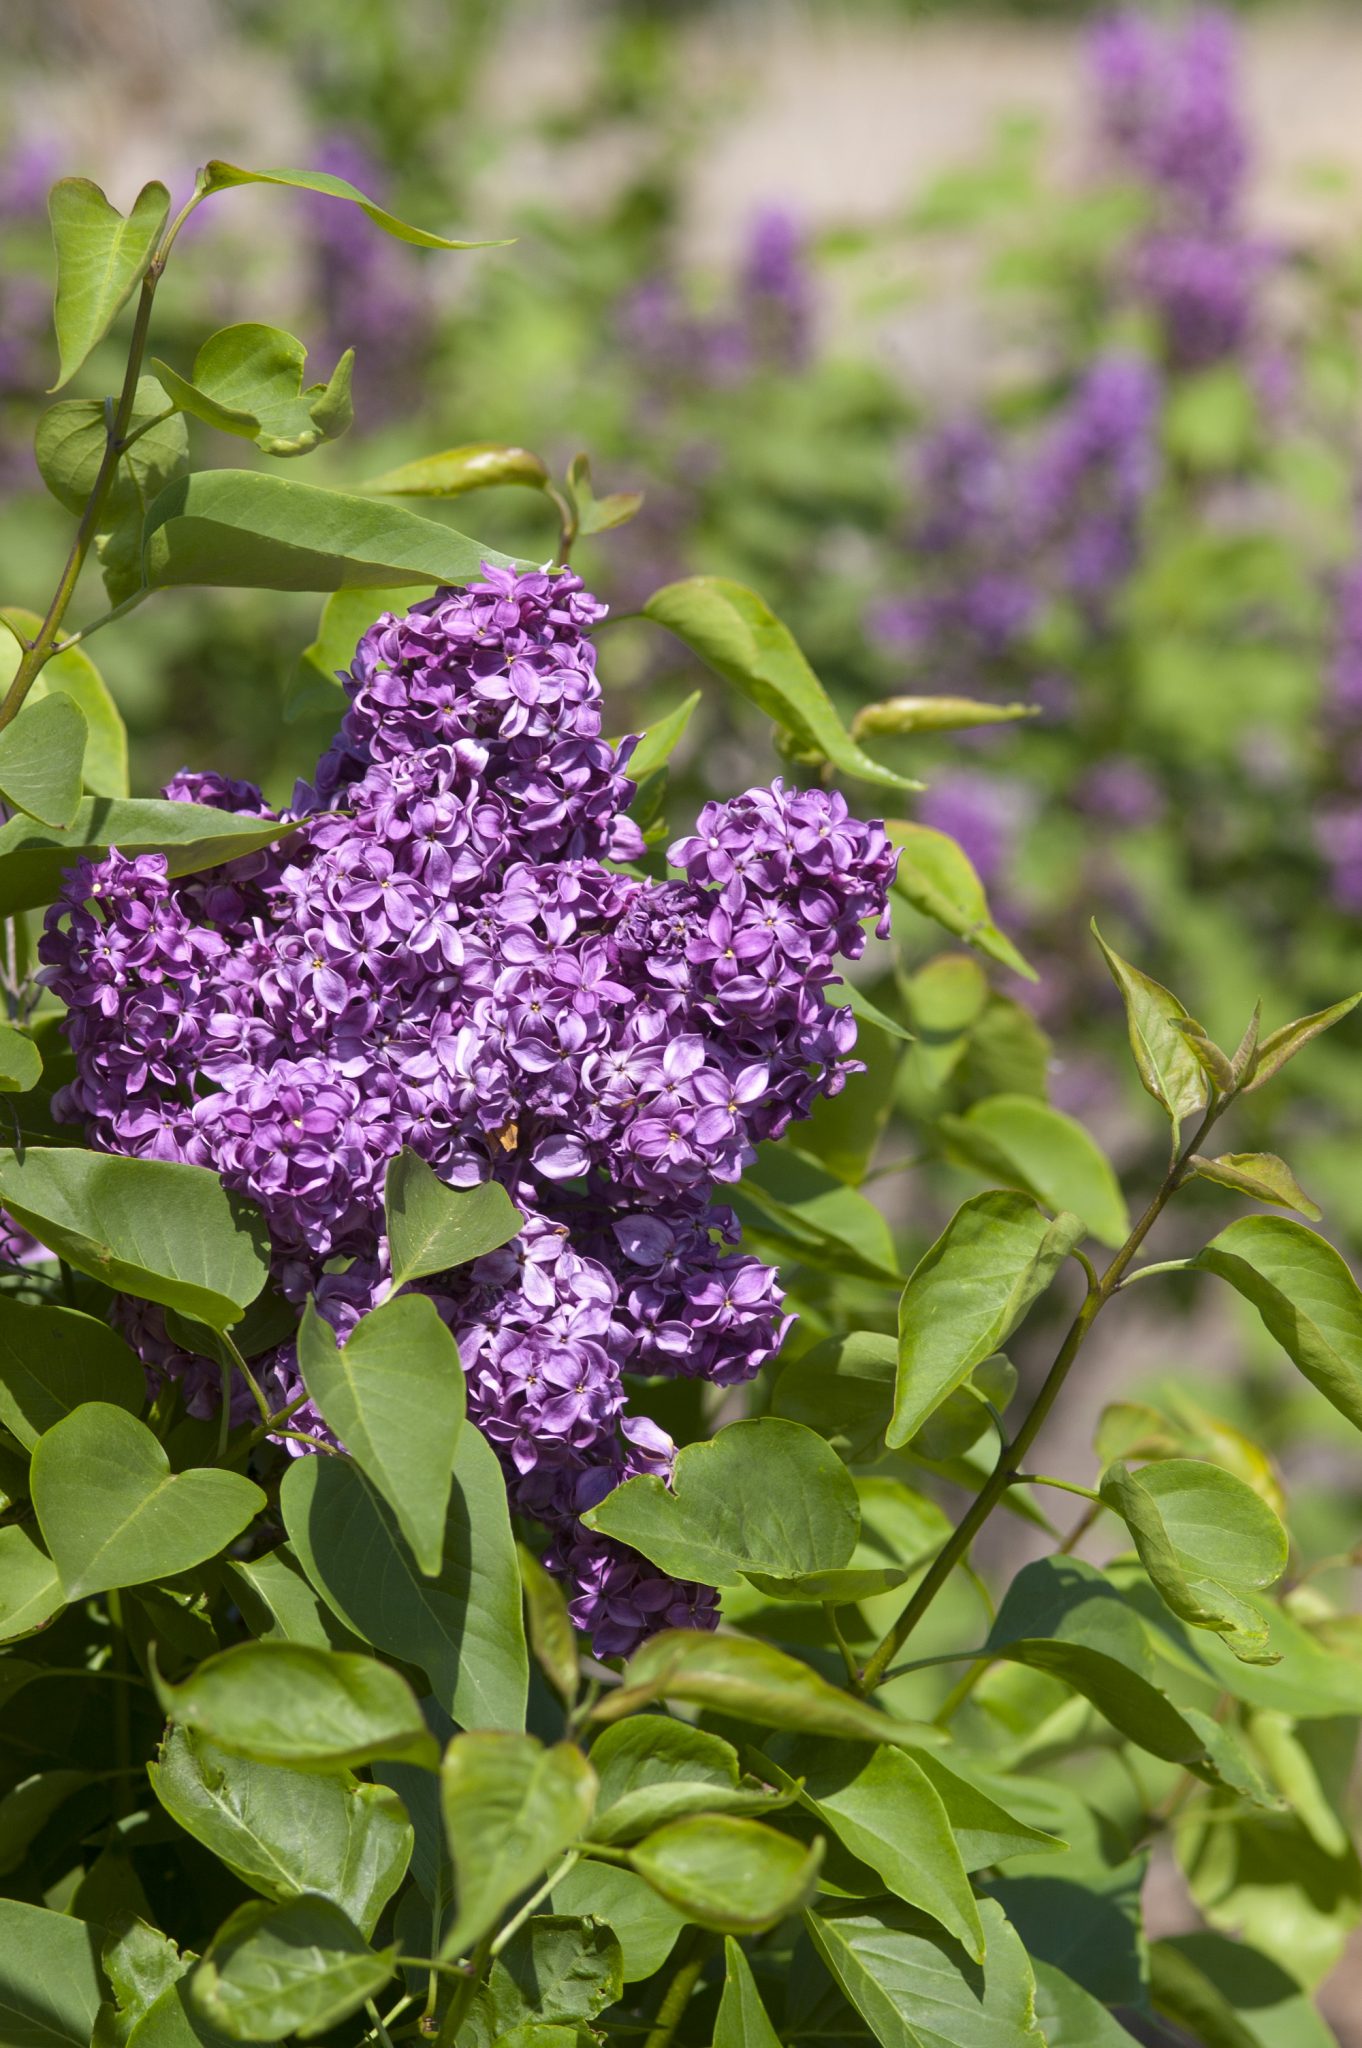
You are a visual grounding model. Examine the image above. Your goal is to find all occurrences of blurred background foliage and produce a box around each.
[5,0,1362,2002]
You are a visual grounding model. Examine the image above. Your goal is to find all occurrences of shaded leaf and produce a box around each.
[439,1732,597,1958]
[0,1024,41,1095]
[0,1148,268,1329]
[643,577,915,790]
[49,177,168,388]
[714,1937,783,2048]
[0,1897,107,2046]
[385,1151,524,1291]
[805,1898,1046,2048]
[459,1917,621,2047]
[550,1863,683,1984]
[1157,1932,1340,2048]
[1030,1960,1142,2047]
[518,1543,579,1708]
[282,1429,528,1733]
[622,692,700,780]
[0,1299,144,1447]
[143,471,521,594]
[189,1897,393,2042]
[149,1724,412,1938]
[771,1332,898,1462]
[0,1523,64,1642]
[32,1403,263,1599]
[889,1193,1083,1449]
[565,453,642,538]
[285,585,424,723]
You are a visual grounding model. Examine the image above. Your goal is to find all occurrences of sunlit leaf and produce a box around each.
[439,1732,596,1958]
[48,177,168,388]
[189,1897,394,2041]
[889,822,1035,978]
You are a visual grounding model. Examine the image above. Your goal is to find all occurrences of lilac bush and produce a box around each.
[40,565,894,1654]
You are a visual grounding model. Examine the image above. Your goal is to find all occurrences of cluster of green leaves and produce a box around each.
[2,137,1361,2048]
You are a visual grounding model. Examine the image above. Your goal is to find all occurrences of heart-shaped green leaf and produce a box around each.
[297,1292,465,1574]
[190,1897,395,2042]
[152,324,354,458]
[1191,1215,1362,1432]
[198,161,503,250]
[48,177,169,388]
[584,1418,859,1588]
[0,1148,269,1328]
[156,1640,439,1773]
[0,607,128,797]
[31,1403,264,1599]
[0,694,87,829]
[384,1150,524,1291]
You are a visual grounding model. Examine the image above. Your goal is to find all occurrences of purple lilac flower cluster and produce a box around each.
[1089,8,1270,370]
[40,566,895,1656]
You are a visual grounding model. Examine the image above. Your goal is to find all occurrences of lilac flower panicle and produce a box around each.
[41,565,895,1658]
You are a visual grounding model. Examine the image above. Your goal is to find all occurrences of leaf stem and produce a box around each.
[856,1100,1223,1693]
[0,264,163,733]
[1012,1473,1102,1502]
[490,1850,579,1956]
[825,1602,861,1686]
[642,1928,713,2048]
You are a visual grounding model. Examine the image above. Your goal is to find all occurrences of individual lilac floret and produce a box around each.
[42,565,898,1660]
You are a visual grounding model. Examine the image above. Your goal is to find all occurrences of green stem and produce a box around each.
[643,1929,712,2048]
[856,1100,1223,1694]
[365,2000,396,2048]
[490,1851,578,1956]
[1013,1473,1102,1502]
[0,265,163,732]
[106,1589,132,1819]
[1117,1257,1195,1287]
[825,1603,860,1687]
[933,1658,991,1727]
[437,1933,493,2045]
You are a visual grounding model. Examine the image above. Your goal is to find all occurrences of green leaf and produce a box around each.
[518,1543,579,1708]
[0,1149,268,1329]
[0,1299,144,1447]
[889,823,1035,979]
[1244,995,1361,1093]
[1189,1152,1321,1221]
[984,1859,1147,2008]
[152,325,354,458]
[281,1428,528,1732]
[199,160,503,249]
[834,982,916,1046]
[937,1097,1130,1249]
[384,1151,524,1292]
[31,1403,263,1599]
[0,1770,95,1877]
[288,586,424,723]
[593,1630,927,1751]
[1091,924,1206,1147]
[1030,1960,1142,2047]
[458,1917,621,2046]
[149,1724,412,1939]
[0,1023,41,1095]
[0,1897,108,2046]
[1156,1932,1340,2048]
[771,1332,898,1461]
[101,1916,190,2033]
[806,1898,1046,2048]
[48,177,168,388]
[588,1719,792,1845]
[190,1897,393,2042]
[156,1639,439,1772]
[0,1523,64,1642]
[0,797,293,918]
[1177,1793,1361,1991]
[1191,1214,1362,1432]
[0,693,87,829]
[642,577,915,790]
[224,1546,368,1654]
[564,453,642,538]
[853,695,1038,738]
[753,1741,983,1958]
[550,1867,682,1986]
[1147,1942,1269,2048]
[583,1417,859,1588]
[143,471,522,594]
[889,1193,1084,1449]
[296,1293,463,1575]
[629,1815,822,1935]
[439,1732,597,1957]
[733,1146,901,1284]
[31,377,190,608]
[714,1938,783,2048]
[363,442,549,497]
[0,609,128,798]
[1099,1458,1288,1661]
[985,1557,1225,1764]
[622,693,701,780]
[904,1751,1066,1873]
